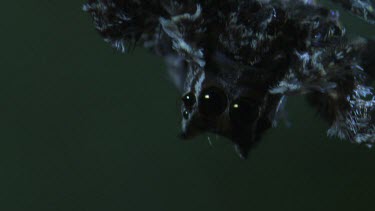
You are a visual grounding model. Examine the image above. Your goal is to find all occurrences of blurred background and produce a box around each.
[0,0,374,210]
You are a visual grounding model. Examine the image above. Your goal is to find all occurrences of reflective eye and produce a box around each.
[182,110,189,120]
[230,99,259,126]
[198,87,227,117]
[182,92,196,110]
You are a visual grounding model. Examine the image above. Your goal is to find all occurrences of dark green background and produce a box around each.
[1,1,375,210]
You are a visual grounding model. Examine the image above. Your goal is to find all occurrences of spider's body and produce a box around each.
[84,0,375,158]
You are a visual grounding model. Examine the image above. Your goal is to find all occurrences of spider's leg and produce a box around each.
[331,0,375,24]
[305,38,375,145]
[83,0,168,52]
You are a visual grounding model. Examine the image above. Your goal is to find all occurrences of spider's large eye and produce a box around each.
[198,87,227,117]
[230,98,259,126]
[182,92,196,110]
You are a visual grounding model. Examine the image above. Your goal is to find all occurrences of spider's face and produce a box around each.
[179,66,280,158]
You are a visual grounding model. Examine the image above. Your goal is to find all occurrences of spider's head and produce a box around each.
[179,60,283,159]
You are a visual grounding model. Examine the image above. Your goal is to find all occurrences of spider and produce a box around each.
[83,0,375,158]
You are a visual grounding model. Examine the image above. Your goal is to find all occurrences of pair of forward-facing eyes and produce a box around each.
[181,87,259,125]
